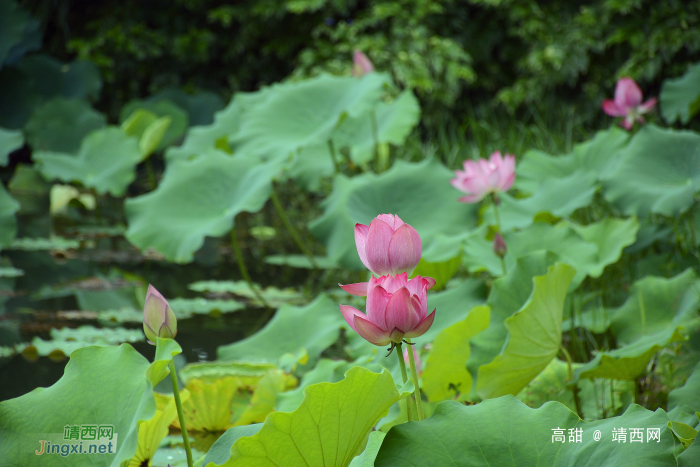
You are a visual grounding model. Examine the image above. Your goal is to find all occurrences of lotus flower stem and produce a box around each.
[168,359,194,467]
[405,338,425,420]
[146,159,158,190]
[270,188,318,269]
[328,139,340,173]
[370,111,379,170]
[491,194,507,275]
[395,342,415,422]
[230,230,270,308]
[560,346,583,418]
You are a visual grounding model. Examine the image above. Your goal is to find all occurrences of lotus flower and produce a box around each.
[340,273,436,346]
[451,151,515,203]
[602,77,657,130]
[404,347,423,376]
[339,214,423,297]
[352,50,374,77]
[143,284,177,344]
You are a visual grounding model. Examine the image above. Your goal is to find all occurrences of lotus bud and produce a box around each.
[352,50,374,77]
[493,232,507,258]
[143,284,177,344]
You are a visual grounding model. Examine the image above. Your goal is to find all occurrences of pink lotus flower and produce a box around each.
[143,284,177,344]
[352,50,374,77]
[340,273,436,346]
[602,77,657,130]
[404,347,423,376]
[451,151,516,203]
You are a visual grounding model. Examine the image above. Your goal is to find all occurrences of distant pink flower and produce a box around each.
[451,151,515,203]
[352,50,374,77]
[340,273,436,346]
[404,346,423,376]
[602,77,657,130]
[493,232,507,258]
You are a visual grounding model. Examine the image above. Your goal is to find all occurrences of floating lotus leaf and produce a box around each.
[217,294,345,366]
[189,280,306,307]
[476,263,575,400]
[0,344,171,466]
[180,361,278,386]
[422,305,490,402]
[375,396,677,467]
[216,367,406,467]
[125,151,280,263]
[264,254,339,269]
[34,127,142,196]
[9,236,79,250]
[661,62,700,124]
[169,297,245,316]
[0,127,23,166]
[602,125,700,216]
[18,325,145,360]
[309,158,478,269]
[25,97,106,153]
[609,269,700,345]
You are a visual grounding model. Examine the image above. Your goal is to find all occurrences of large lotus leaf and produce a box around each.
[234,369,296,426]
[284,143,336,192]
[125,151,279,263]
[166,90,275,163]
[566,217,640,277]
[374,396,677,467]
[483,171,598,230]
[516,358,635,420]
[0,0,40,66]
[0,127,23,166]
[661,62,700,124]
[25,97,106,153]
[516,128,629,192]
[17,55,102,101]
[230,72,390,159]
[0,344,170,466]
[309,158,478,269]
[331,90,420,165]
[573,328,686,382]
[669,361,700,413]
[120,98,189,150]
[348,431,386,467]
[422,305,490,402]
[679,436,700,466]
[34,127,142,196]
[217,294,345,367]
[127,393,181,467]
[215,366,405,467]
[602,125,700,216]
[476,263,575,400]
[467,251,560,380]
[0,183,19,247]
[609,269,700,345]
[168,376,244,431]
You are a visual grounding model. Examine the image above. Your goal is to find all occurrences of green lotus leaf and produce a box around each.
[179,361,278,385]
[467,251,559,383]
[310,158,478,269]
[0,182,19,248]
[0,127,23,166]
[602,125,700,216]
[573,328,686,382]
[25,97,106,153]
[34,127,141,196]
[17,55,102,101]
[609,269,700,345]
[0,344,165,466]
[669,361,700,414]
[189,280,307,307]
[661,62,700,124]
[215,366,404,467]
[264,254,339,269]
[516,128,629,192]
[17,325,145,360]
[9,236,79,250]
[7,164,51,214]
[127,392,181,467]
[679,436,700,466]
[375,396,677,466]
[409,255,461,291]
[0,0,39,66]
[121,108,172,158]
[422,305,490,402]
[669,420,698,450]
[120,98,188,150]
[217,294,345,367]
[141,88,224,126]
[0,266,23,277]
[476,263,575,400]
[125,151,280,263]
[230,72,390,159]
[203,424,263,467]
[483,171,598,230]
[284,142,335,191]
[169,297,245,316]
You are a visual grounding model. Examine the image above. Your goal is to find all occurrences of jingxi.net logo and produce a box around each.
[34,424,118,457]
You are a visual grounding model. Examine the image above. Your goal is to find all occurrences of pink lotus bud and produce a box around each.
[339,273,436,346]
[451,151,516,204]
[602,77,657,130]
[352,50,374,77]
[143,284,177,344]
[493,232,507,258]
[403,346,422,376]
